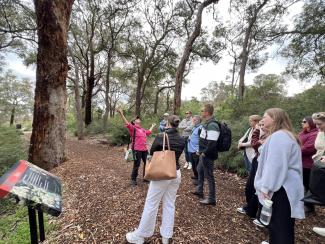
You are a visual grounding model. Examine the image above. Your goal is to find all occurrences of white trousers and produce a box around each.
[136,170,181,238]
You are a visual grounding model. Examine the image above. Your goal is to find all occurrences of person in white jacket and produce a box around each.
[238,115,261,173]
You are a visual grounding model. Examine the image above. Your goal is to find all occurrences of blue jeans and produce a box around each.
[243,150,252,173]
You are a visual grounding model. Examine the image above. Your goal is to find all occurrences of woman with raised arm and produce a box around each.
[116,108,156,186]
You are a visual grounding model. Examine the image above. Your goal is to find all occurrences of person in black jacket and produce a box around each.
[195,104,219,206]
[126,115,185,244]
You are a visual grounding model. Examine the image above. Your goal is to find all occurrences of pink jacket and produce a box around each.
[125,123,152,151]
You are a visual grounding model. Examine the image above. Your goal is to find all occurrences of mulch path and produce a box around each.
[45,137,325,243]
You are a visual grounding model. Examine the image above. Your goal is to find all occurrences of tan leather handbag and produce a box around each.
[144,133,176,181]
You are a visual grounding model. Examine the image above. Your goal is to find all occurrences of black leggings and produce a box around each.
[131,150,148,180]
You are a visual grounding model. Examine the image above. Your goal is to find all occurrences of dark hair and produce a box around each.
[304,116,316,129]
[131,116,140,125]
[167,115,180,128]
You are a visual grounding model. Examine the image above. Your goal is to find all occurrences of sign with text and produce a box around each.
[0,160,62,216]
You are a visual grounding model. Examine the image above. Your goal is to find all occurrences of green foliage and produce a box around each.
[0,127,27,176]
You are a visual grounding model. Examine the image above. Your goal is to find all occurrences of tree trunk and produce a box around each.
[173,0,219,115]
[29,0,74,170]
[9,105,15,126]
[68,47,84,140]
[135,71,145,117]
[238,0,269,100]
[103,49,112,131]
[85,44,95,126]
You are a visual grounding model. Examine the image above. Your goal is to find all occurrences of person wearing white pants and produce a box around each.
[126,115,185,244]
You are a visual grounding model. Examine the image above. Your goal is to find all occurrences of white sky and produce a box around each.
[4,0,314,100]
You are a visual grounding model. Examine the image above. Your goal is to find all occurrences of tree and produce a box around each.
[173,0,219,115]
[280,0,325,81]
[29,0,74,170]
[0,70,33,126]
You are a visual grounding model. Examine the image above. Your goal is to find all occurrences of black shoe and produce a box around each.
[191,176,198,180]
[304,205,315,213]
[143,179,150,183]
[131,180,137,186]
[192,180,198,186]
[199,198,216,206]
[191,191,204,198]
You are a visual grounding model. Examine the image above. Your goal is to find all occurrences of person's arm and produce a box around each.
[150,134,162,155]
[184,121,194,132]
[149,123,156,132]
[178,119,187,129]
[301,134,317,156]
[116,108,129,124]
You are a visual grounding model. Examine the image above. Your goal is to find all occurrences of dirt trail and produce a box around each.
[45,137,325,243]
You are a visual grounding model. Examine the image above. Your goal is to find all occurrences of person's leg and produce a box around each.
[302,168,314,211]
[269,187,295,244]
[131,151,141,182]
[196,155,204,194]
[184,137,190,163]
[189,153,198,179]
[141,151,148,178]
[160,170,181,239]
[243,150,252,174]
[136,179,169,237]
[244,157,258,217]
[202,157,216,202]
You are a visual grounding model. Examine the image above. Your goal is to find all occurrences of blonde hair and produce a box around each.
[312,112,325,122]
[265,108,299,143]
[249,115,262,122]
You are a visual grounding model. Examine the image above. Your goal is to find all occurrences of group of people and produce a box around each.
[116,107,325,244]
[236,111,325,243]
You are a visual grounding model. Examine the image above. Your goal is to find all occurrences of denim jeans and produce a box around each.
[189,152,199,179]
[197,155,215,202]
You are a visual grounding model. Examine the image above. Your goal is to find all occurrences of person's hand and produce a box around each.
[237,143,243,149]
[262,192,270,200]
[321,157,325,163]
[151,123,156,127]
[196,152,200,156]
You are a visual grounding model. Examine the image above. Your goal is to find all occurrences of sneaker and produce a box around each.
[183,162,189,168]
[253,219,265,228]
[313,227,325,237]
[162,237,169,244]
[126,230,144,244]
[187,162,192,169]
[261,241,269,244]
[236,207,246,215]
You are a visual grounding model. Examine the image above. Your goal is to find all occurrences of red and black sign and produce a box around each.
[0,160,62,217]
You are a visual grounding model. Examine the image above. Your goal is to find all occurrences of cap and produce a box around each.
[163,113,169,116]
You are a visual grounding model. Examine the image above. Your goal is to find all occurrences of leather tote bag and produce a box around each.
[144,133,176,181]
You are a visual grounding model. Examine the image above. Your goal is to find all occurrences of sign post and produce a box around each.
[0,160,62,243]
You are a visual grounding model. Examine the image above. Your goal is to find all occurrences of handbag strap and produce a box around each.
[162,132,170,151]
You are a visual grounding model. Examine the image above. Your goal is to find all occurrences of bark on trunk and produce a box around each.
[29,0,74,170]
[135,71,145,117]
[173,0,219,115]
[103,49,112,131]
[85,49,95,126]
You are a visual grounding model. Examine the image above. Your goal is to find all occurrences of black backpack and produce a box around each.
[215,121,232,152]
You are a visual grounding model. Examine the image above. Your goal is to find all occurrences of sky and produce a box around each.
[3,0,314,100]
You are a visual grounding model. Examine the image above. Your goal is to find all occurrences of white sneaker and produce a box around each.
[183,162,189,168]
[126,230,144,244]
[253,219,265,228]
[162,237,169,244]
[261,241,269,244]
[236,207,246,215]
[313,227,325,237]
[187,162,192,169]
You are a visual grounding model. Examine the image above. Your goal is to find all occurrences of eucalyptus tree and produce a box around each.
[0,70,33,126]
[280,0,325,81]
[29,0,74,170]
[225,0,297,99]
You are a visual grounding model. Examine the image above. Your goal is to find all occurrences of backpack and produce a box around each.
[215,121,232,152]
[204,120,232,152]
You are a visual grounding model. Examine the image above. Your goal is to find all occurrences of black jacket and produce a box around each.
[199,117,220,160]
[150,128,186,170]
